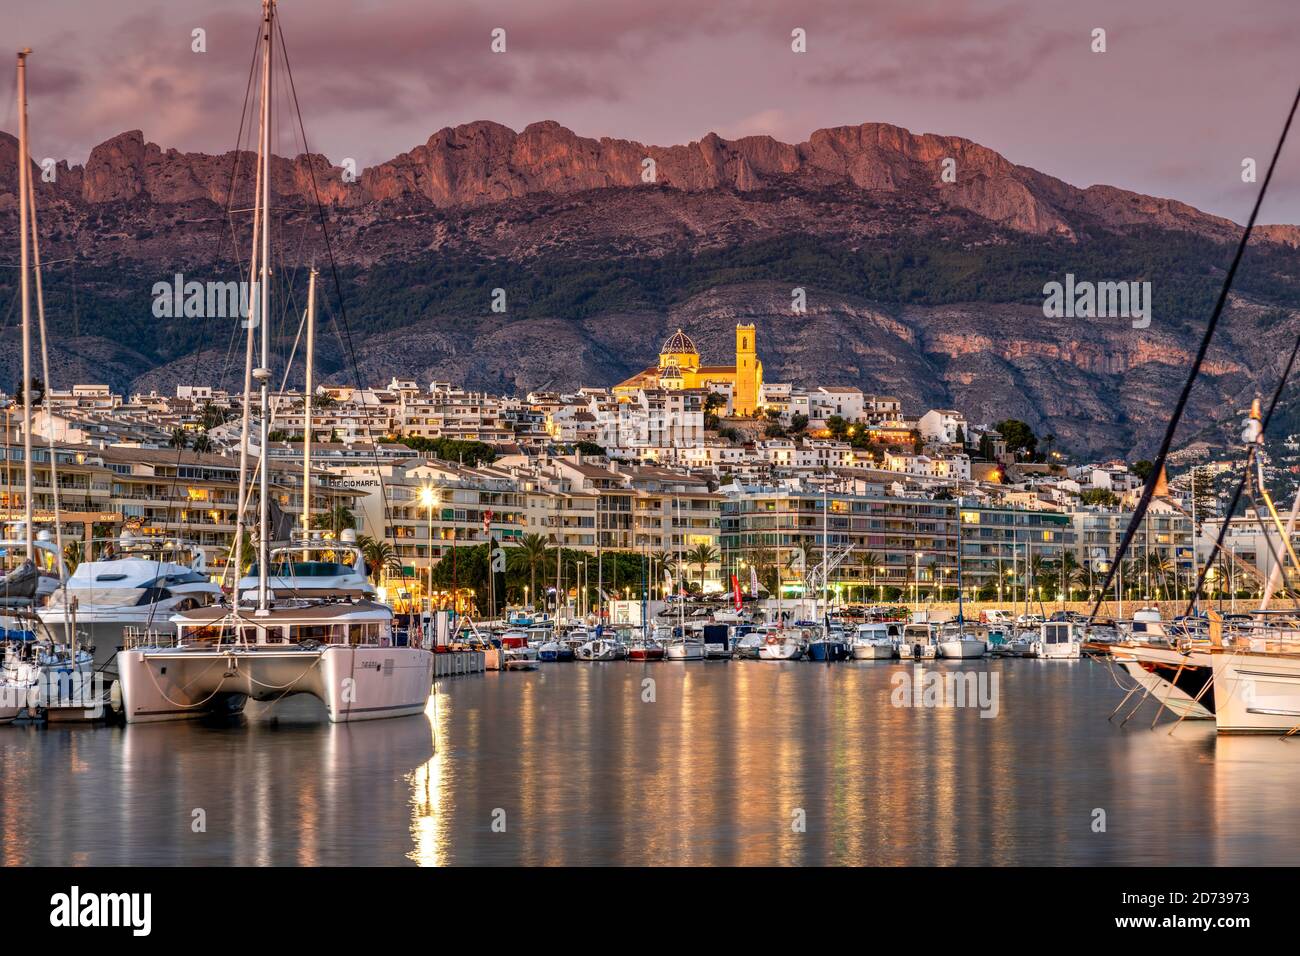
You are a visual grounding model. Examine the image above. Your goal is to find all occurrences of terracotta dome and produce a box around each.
[660,329,698,356]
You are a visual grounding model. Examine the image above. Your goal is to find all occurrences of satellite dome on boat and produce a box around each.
[340,529,357,544]
[36,529,51,542]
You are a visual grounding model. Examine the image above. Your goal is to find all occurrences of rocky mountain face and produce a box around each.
[0,120,1297,459]
[1,120,1257,241]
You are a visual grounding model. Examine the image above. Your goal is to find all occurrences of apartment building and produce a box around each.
[721,484,958,600]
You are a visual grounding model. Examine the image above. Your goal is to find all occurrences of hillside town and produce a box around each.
[4,324,1280,612]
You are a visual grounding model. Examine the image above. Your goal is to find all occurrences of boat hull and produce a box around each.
[1210,647,1300,733]
[807,641,850,662]
[758,641,803,661]
[117,644,433,724]
[851,642,894,660]
[664,642,705,661]
[938,639,986,660]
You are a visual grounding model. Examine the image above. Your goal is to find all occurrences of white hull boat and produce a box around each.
[115,599,432,724]
[1033,622,1084,660]
[1210,645,1300,733]
[937,637,986,659]
[664,640,706,661]
[758,635,803,660]
[852,640,894,660]
[576,639,623,661]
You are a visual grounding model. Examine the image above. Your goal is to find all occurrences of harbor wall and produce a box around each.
[434,650,485,677]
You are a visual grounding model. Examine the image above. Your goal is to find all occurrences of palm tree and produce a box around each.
[686,543,719,594]
[168,427,189,450]
[62,540,83,574]
[651,550,679,593]
[1149,554,1176,600]
[311,503,356,536]
[357,534,401,584]
[1028,553,1050,602]
[1057,552,1084,601]
[859,551,883,601]
[508,533,551,608]
[191,431,213,454]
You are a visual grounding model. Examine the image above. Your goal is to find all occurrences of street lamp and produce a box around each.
[419,484,436,616]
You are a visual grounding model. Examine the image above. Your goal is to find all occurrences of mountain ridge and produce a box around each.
[2,119,1295,245]
[1,119,1299,461]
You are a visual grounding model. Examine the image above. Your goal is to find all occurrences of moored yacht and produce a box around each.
[900,623,938,660]
[851,622,897,660]
[758,628,805,660]
[664,634,706,660]
[38,534,221,674]
[936,622,987,659]
[0,526,68,607]
[237,529,375,600]
[116,596,432,723]
[575,637,624,661]
[1032,620,1084,660]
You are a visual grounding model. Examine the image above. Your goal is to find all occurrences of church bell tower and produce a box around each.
[734,323,759,415]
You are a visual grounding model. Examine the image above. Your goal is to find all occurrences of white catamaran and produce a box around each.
[115,1,432,724]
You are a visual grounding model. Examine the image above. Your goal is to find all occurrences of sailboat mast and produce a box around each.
[255,0,274,612]
[822,479,829,623]
[302,268,316,532]
[16,49,34,560]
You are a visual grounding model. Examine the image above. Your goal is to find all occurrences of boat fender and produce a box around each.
[109,679,122,714]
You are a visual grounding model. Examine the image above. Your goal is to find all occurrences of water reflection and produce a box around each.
[1,662,1298,865]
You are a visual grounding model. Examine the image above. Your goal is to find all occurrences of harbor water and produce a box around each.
[2,659,1297,866]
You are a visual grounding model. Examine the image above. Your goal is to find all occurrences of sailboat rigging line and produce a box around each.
[276,18,404,569]
[210,299,311,598]
[25,157,74,652]
[148,17,262,615]
[1244,486,1300,607]
[1089,83,1300,623]
[1185,325,1300,617]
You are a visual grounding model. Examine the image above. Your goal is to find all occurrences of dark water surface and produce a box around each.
[2,659,1297,865]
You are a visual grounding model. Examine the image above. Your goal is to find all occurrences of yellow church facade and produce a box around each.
[614,324,764,415]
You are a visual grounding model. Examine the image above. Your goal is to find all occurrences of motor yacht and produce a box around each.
[39,534,221,674]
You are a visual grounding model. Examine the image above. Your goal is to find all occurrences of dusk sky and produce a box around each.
[6,0,1300,222]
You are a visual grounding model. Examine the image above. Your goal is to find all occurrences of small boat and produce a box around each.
[537,640,574,662]
[901,623,938,660]
[758,631,804,661]
[851,622,896,660]
[1032,621,1083,659]
[503,643,538,663]
[732,631,764,659]
[937,623,986,659]
[702,623,731,659]
[499,628,530,650]
[808,622,850,661]
[627,637,665,661]
[0,645,36,723]
[664,638,706,661]
[576,638,623,661]
[503,657,538,672]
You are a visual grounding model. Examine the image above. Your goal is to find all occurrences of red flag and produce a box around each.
[731,573,743,611]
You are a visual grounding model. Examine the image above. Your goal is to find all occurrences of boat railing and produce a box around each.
[124,627,177,649]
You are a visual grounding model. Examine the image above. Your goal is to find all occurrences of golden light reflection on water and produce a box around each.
[394,660,1300,866]
[2,665,1300,865]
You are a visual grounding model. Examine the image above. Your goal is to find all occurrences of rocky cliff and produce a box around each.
[0,119,1296,460]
